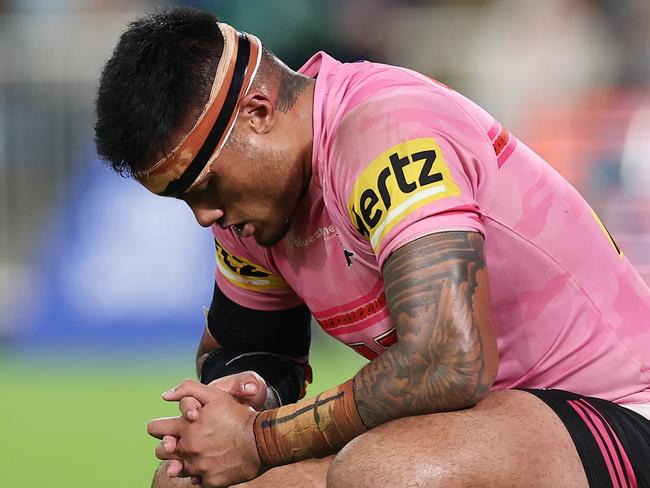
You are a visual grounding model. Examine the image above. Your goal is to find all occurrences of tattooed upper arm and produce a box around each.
[353,231,499,428]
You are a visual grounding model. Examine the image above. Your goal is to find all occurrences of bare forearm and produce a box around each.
[354,232,497,428]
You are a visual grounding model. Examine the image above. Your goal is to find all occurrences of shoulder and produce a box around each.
[314,70,499,263]
[321,71,496,203]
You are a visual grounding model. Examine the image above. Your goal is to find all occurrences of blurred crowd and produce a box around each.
[1,0,649,341]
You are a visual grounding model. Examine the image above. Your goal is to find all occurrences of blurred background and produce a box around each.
[1,0,649,486]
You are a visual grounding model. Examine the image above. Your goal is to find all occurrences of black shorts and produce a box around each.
[523,388,650,488]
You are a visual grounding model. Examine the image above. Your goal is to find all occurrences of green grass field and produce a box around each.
[0,334,367,487]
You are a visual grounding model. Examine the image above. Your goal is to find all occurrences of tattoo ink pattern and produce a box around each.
[275,72,310,113]
[354,232,496,428]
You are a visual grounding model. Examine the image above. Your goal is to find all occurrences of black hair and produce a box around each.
[94,7,223,177]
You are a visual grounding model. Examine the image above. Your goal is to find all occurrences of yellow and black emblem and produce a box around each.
[347,137,461,251]
[215,240,288,291]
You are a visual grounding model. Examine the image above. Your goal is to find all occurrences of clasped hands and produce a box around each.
[147,371,272,487]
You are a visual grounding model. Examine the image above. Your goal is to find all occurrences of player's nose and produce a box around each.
[190,206,224,228]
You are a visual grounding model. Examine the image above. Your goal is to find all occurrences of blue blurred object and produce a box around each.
[7,144,215,350]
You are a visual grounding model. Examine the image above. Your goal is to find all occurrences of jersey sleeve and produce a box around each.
[211,226,304,311]
[330,82,496,269]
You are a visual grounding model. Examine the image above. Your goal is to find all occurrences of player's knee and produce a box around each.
[326,425,459,488]
[326,438,360,488]
[327,432,395,488]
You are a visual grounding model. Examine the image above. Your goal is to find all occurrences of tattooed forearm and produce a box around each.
[354,231,498,428]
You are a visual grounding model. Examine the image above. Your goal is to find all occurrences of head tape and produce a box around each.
[137,23,262,197]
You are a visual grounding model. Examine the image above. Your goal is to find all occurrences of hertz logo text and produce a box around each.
[215,240,287,291]
[347,138,461,251]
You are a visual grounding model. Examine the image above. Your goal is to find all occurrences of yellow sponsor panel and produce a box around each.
[215,240,289,291]
[347,137,461,251]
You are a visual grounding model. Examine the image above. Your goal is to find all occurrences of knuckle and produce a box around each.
[212,375,235,388]
[155,448,170,461]
[180,378,195,389]
[173,462,188,477]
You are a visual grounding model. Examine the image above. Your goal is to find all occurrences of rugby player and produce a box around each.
[94,8,650,488]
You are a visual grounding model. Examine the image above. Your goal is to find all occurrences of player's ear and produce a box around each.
[239,91,274,135]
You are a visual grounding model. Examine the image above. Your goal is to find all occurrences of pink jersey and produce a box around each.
[212,52,650,405]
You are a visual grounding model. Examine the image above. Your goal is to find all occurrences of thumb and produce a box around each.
[235,372,268,410]
[210,371,268,409]
[240,378,260,396]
